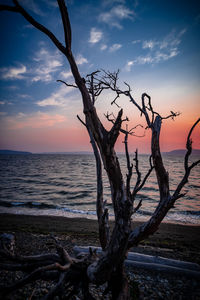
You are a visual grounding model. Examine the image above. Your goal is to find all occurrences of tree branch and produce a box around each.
[132,149,141,194]
[88,128,110,250]
[108,109,123,147]
[123,130,133,196]
[0,4,18,12]
[77,115,110,250]
[132,154,154,198]
[57,79,78,88]
[128,118,200,248]
[172,118,200,201]
[57,0,72,52]
[1,0,67,56]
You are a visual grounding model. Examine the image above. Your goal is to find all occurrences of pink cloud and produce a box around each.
[2,112,67,130]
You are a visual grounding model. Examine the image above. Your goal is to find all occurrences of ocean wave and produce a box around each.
[1,199,199,218]
[0,200,56,210]
[136,209,200,218]
[141,186,158,192]
[0,199,97,210]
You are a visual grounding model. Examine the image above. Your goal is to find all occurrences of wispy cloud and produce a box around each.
[99,5,135,29]
[109,43,122,52]
[76,54,88,65]
[2,112,67,130]
[142,29,186,51]
[132,39,141,44]
[125,29,186,71]
[125,60,134,71]
[89,28,103,44]
[0,47,86,84]
[36,85,74,107]
[59,70,72,80]
[142,40,156,50]
[100,44,108,51]
[0,65,27,80]
[32,48,63,82]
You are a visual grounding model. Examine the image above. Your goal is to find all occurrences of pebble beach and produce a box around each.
[0,213,200,299]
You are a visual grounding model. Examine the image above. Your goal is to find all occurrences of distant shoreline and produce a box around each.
[1,149,200,155]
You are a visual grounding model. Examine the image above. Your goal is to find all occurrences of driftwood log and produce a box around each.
[74,246,200,279]
[0,1,200,299]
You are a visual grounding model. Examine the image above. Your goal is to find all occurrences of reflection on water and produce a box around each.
[0,153,199,224]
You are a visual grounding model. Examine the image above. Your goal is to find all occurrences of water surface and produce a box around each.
[0,153,199,224]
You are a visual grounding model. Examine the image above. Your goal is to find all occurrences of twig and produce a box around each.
[57,79,78,88]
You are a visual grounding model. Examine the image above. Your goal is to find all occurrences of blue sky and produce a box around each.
[0,0,199,153]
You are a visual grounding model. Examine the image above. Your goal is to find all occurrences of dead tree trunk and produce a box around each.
[0,1,200,299]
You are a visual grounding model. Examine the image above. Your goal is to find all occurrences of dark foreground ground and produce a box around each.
[0,213,200,299]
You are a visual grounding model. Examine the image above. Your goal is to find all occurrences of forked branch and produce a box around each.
[57,0,72,51]
[172,118,200,201]
[132,154,154,198]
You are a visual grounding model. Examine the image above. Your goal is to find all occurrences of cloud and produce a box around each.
[132,39,141,44]
[125,60,134,71]
[32,48,63,82]
[36,85,74,107]
[142,29,186,52]
[59,70,72,79]
[109,43,122,52]
[125,29,186,71]
[17,94,32,99]
[76,54,88,65]
[89,28,103,44]
[100,44,108,51]
[142,40,156,50]
[99,5,135,29]
[0,47,65,83]
[0,99,12,105]
[0,65,27,80]
[2,112,67,130]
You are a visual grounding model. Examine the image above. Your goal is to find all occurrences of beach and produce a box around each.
[0,213,200,299]
[1,213,200,263]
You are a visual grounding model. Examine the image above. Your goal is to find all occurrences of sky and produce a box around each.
[0,0,199,153]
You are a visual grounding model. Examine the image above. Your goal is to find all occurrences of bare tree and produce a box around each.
[0,1,199,299]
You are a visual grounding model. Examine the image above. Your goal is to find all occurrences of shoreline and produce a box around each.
[0,212,200,264]
[0,206,199,226]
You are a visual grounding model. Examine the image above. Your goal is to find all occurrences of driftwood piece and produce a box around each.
[74,246,200,279]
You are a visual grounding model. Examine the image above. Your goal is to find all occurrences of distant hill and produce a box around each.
[164,149,200,156]
[0,150,32,155]
[37,151,93,155]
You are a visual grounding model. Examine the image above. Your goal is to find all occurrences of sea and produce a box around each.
[0,153,200,225]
